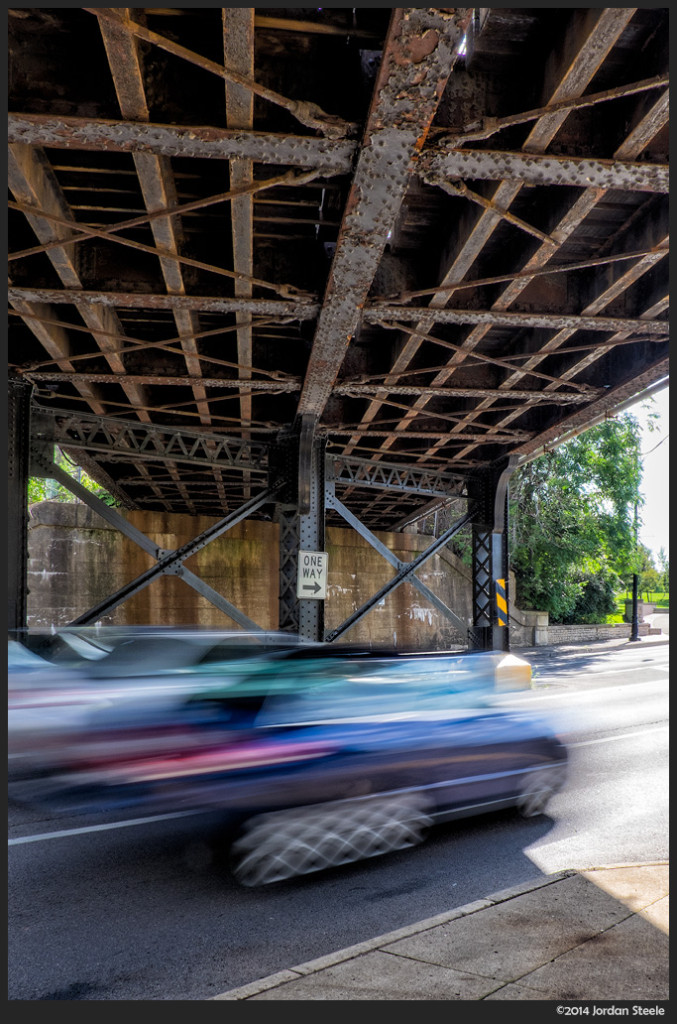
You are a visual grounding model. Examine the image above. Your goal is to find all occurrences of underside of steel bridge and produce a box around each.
[8,8,669,647]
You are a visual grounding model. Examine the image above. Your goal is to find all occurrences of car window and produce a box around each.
[255,656,492,727]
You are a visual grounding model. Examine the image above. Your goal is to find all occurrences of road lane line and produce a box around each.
[569,723,668,748]
[8,808,205,846]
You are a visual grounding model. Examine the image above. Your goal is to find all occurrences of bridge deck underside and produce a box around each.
[8,7,668,529]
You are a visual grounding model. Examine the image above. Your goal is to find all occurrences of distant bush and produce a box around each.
[555,566,621,625]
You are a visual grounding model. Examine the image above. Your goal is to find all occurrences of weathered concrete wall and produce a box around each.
[324,526,473,649]
[29,501,589,648]
[26,502,472,648]
[27,502,279,630]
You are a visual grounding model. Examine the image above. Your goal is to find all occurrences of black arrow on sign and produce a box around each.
[302,582,321,594]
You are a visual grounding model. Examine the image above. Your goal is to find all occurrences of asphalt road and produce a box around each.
[8,643,669,1001]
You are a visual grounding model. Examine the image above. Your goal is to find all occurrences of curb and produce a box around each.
[518,637,669,659]
[212,860,669,1000]
[212,869,577,1000]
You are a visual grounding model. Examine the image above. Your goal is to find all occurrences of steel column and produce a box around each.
[297,428,326,642]
[467,458,517,651]
[270,433,301,634]
[8,379,33,634]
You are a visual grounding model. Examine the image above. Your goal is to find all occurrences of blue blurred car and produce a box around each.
[8,638,567,885]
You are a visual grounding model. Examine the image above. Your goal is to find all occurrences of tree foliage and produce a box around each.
[28,447,119,507]
[509,413,651,623]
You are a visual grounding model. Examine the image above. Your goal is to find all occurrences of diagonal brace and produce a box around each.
[326,494,470,636]
[324,503,476,643]
[36,456,281,627]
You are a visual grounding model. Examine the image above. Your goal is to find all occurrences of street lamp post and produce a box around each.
[629,572,641,642]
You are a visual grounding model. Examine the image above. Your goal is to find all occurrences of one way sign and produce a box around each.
[296,550,328,600]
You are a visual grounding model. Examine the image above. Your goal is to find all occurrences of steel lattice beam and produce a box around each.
[31,406,271,472]
[328,454,464,497]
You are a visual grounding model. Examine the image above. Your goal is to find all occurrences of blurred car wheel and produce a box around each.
[516,765,567,818]
[231,794,432,886]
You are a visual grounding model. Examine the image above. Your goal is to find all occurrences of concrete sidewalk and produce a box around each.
[214,862,669,1002]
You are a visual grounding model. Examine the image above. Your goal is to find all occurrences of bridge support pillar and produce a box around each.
[467,457,518,652]
[273,422,326,641]
[8,379,33,635]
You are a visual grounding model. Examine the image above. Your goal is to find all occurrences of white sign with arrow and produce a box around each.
[296,550,328,600]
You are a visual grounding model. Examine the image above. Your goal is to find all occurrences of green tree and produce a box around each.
[509,414,646,623]
[28,447,119,507]
[656,547,670,594]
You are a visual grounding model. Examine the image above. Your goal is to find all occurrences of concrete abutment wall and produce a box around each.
[27,502,651,648]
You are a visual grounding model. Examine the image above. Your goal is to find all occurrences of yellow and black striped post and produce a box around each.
[495,578,508,627]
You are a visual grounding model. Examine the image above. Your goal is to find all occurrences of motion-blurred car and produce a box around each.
[8,637,567,885]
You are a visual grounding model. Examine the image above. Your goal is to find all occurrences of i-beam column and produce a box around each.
[297,416,326,642]
[467,457,518,652]
[8,379,33,634]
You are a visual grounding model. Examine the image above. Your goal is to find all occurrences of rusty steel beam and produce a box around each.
[224,8,255,497]
[328,427,531,443]
[8,112,357,173]
[99,6,211,436]
[334,384,591,403]
[296,7,474,422]
[7,286,319,319]
[419,147,669,194]
[26,372,301,391]
[365,306,668,336]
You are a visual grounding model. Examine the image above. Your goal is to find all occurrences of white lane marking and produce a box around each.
[8,809,204,846]
[569,723,669,748]
[501,677,668,701]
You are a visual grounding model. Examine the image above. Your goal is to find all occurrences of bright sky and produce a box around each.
[626,386,669,563]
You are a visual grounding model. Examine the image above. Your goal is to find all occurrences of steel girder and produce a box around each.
[7,112,358,173]
[419,146,668,194]
[296,8,473,424]
[31,406,271,473]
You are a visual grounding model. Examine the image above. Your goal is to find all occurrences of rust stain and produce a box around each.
[406,29,440,64]
[392,29,440,68]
